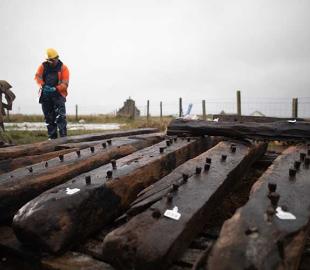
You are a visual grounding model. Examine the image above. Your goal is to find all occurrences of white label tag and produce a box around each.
[276,206,296,220]
[164,206,181,220]
[66,187,80,195]
[288,119,296,123]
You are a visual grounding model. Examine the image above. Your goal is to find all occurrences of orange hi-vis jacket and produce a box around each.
[35,62,70,98]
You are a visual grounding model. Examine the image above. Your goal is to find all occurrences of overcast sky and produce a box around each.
[0,0,309,115]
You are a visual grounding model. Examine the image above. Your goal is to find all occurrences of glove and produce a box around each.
[43,85,56,93]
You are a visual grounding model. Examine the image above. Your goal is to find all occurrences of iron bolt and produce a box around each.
[196,166,202,174]
[106,170,113,179]
[107,139,112,145]
[59,155,64,162]
[221,155,227,161]
[182,173,189,182]
[289,168,297,177]
[111,159,117,169]
[230,144,236,153]
[245,226,258,235]
[206,157,212,164]
[300,152,306,161]
[45,161,48,168]
[166,140,171,147]
[294,161,301,170]
[166,192,173,203]
[152,208,161,219]
[169,138,173,144]
[102,142,107,148]
[85,175,91,185]
[268,182,277,193]
[204,163,210,171]
[172,183,179,191]
[76,150,81,157]
[173,137,177,142]
[160,147,165,153]
[27,167,33,173]
[90,146,95,153]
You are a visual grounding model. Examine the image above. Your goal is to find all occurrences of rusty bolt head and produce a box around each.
[269,192,280,207]
[305,157,310,166]
[27,167,33,173]
[289,168,297,177]
[107,139,112,145]
[106,170,113,179]
[44,161,48,168]
[169,138,173,144]
[206,157,212,164]
[268,183,277,193]
[230,144,236,153]
[59,155,64,162]
[160,147,165,153]
[300,152,306,161]
[90,146,95,153]
[172,183,179,191]
[166,140,171,147]
[196,166,202,174]
[294,161,301,170]
[85,175,91,185]
[166,192,173,203]
[76,150,81,157]
[204,163,210,171]
[187,137,191,142]
[173,137,177,142]
[182,173,189,182]
[152,208,161,219]
[221,155,227,162]
[102,142,107,148]
[111,159,117,169]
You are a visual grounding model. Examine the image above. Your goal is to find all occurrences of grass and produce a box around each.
[1,114,174,145]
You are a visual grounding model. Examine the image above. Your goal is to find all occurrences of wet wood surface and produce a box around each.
[0,128,158,159]
[167,119,310,141]
[0,134,163,222]
[100,141,267,270]
[12,137,214,254]
[207,145,310,270]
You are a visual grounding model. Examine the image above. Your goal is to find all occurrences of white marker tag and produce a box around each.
[66,187,80,195]
[276,206,296,220]
[164,206,181,220]
[288,119,296,123]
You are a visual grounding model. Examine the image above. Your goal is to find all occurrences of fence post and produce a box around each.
[75,104,78,122]
[202,100,206,120]
[236,90,241,116]
[160,101,163,120]
[292,98,298,118]
[179,97,183,117]
[147,100,150,121]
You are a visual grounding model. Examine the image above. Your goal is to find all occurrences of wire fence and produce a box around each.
[10,96,310,119]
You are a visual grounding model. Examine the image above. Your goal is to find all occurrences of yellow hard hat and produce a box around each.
[46,48,59,60]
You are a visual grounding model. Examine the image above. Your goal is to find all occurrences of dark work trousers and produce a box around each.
[40,91,67,139]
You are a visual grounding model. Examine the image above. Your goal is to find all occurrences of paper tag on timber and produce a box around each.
[288,119,296,123]
[164,206,181,221]
[276,206,296,220]
[66,187,80,195]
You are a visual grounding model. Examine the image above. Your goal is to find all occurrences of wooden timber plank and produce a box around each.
[0,134,163,222]
[167,119,310,141]
[0,148,77,174]
[212,114,307,123]
[207,145,310,270]
[41,252,115,270]
[0,128,158,159]
[100,141,267,270]
[12,136,214,254]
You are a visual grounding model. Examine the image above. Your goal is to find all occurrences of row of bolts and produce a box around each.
[152,143,237,219]
[26,139,113,174]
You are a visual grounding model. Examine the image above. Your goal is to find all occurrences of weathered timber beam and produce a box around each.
[0,148,78,174]
[0,128,158,159]
[0,134,163,222]
[167,119,310,141]
[101,141,267,270]
[13,136,215,254]
[212,114,307,123]
[207,145,310,270]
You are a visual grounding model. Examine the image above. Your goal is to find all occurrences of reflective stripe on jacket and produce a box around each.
[35,62,70,98]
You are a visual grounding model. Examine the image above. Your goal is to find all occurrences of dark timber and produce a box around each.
[0,128,158,160]
[207,145,310,270]
[212,114,307,123]
[0,134,163,222]
[12,136,215,254]
[167,119,310,141]
[101,141,267,270]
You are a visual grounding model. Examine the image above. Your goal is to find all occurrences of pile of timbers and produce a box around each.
[0,120,310,270]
